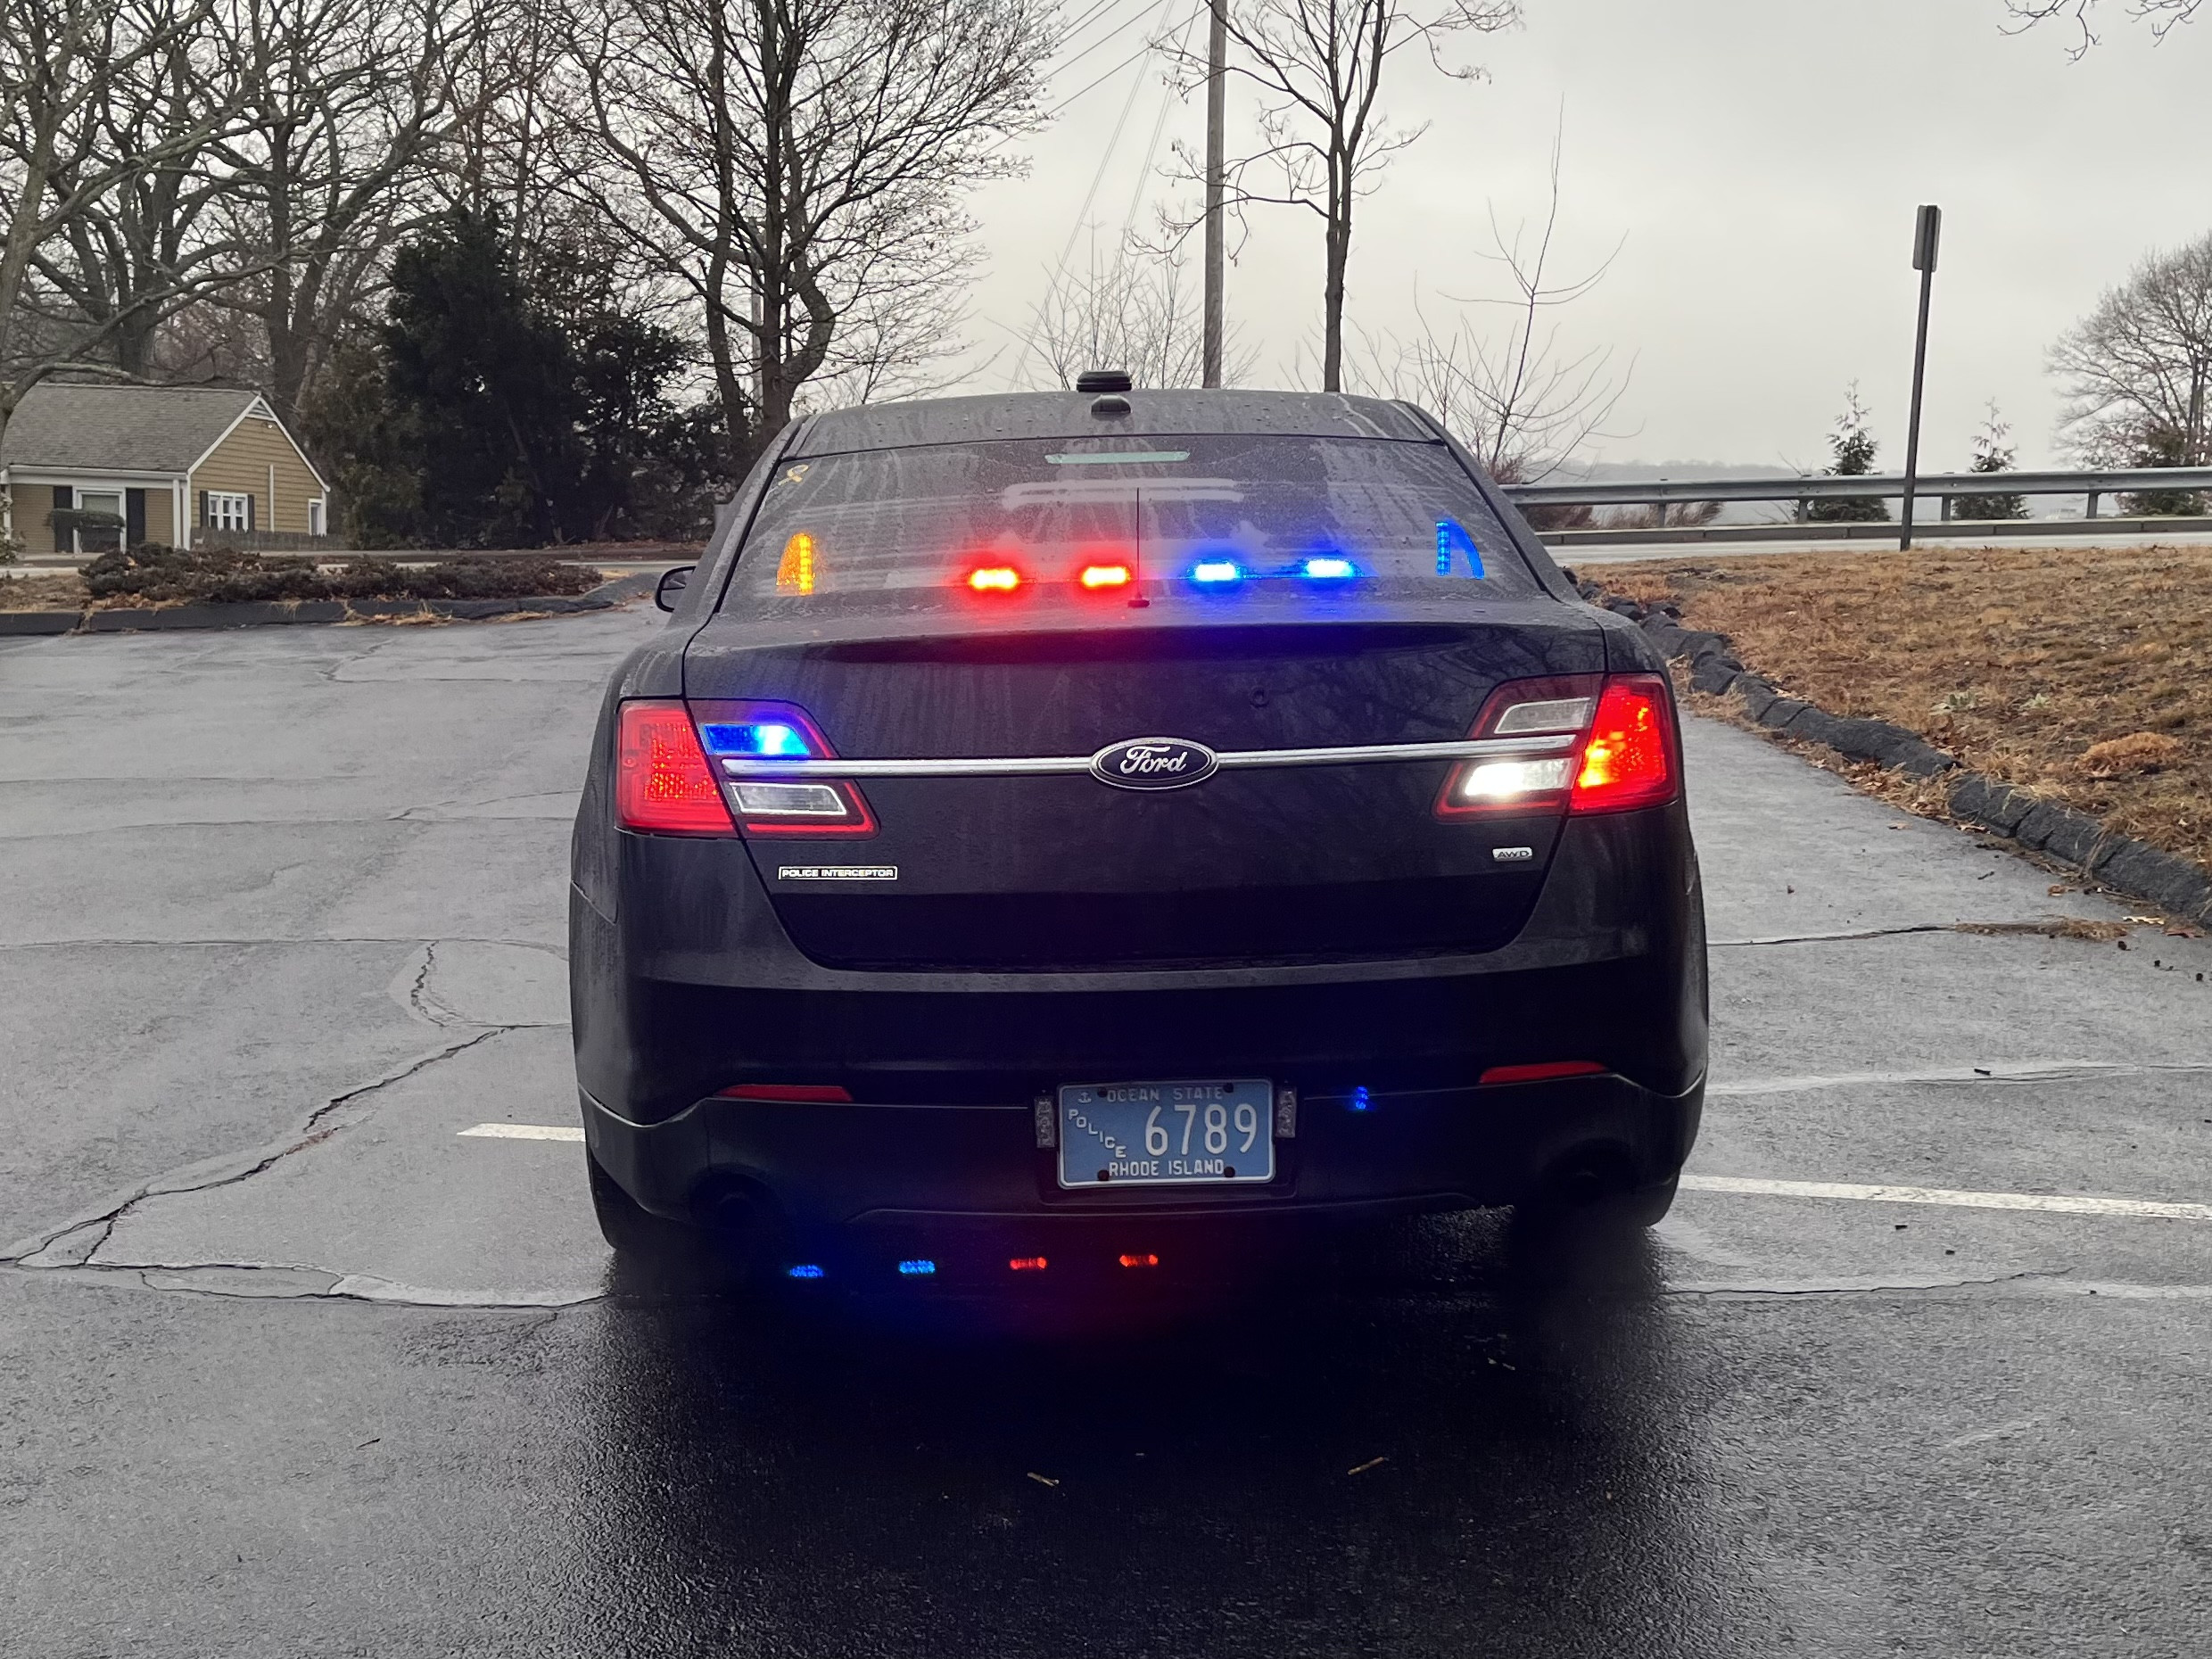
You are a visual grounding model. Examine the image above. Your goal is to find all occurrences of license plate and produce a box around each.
[1056,1080,1276,1188]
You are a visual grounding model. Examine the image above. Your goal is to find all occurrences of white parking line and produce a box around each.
[1681,1174,2212,1223]
[450,1125,2212,1224]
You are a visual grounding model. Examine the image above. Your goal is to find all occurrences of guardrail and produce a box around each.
[1502,465,2212,522]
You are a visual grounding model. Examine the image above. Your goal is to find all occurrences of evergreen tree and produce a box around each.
[1952,402,2030,521]
[2118,425,2209,517]
[1806,384,1889,522]
[302,211,726,547]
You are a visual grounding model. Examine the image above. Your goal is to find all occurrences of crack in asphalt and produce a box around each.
[0,1259,602,1309]
[1707,1060,2212,1095]
[0,1027,520,1268]
[1710,918,2188,948]
[0,935,566,953]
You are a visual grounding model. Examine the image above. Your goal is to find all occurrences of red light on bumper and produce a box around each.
[615,701,735,836]
[1117,1252,1160,1269]
[1479,1061,1608,1085]
[715,1084,854,1102]
[1009,1256,1048,1272]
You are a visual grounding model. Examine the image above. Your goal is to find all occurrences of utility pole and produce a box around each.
[1201,0,1227,389]
[1900,203,1941,551]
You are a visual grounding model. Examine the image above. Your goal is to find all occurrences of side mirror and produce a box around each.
[654,565,694,613]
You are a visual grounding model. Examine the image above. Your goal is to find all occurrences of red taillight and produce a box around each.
[715,1084,854,1102]
[1479,1061,1608,1085]
[1571,674,1678,814]
[615,701,735,835]
[1118,1252,1160,1269]
[1009,1256,1048,1272]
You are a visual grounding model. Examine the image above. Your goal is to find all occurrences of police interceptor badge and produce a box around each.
[777,865,898,881]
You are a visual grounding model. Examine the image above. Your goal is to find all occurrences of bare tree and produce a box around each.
[1350,138,1628,481]
[1,0,248,442]
[2004,0,2204,55]
[2050,231,2212,467]
[17,0,256,380]
[1160,0,1518,392]
[196,0,491,420]
[564,0,1053,470]
[1019,236,1257,389]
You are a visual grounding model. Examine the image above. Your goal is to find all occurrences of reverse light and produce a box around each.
[615,701,736,836]
[1191,560,1242,584]
[1009,1256,1049,1272]
[968,565,1022,592]
[1480,1061,1607,1085]
[716,1084,854,1102]
[1080,562,1133,589]
[1457,757,1574,801]
[1571,674,1679,813]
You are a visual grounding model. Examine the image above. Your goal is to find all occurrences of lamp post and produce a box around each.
[1900,204,1941,551]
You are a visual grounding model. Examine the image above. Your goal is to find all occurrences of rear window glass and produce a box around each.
[716,434,1538,618]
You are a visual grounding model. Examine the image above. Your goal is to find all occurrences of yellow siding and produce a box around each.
[187,415,325,534]
[142,487,173,547]
[7,484,61,552]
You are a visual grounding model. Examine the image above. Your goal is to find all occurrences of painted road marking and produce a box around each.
[459,1122,584,1142]
[1681,1174,2212,1223]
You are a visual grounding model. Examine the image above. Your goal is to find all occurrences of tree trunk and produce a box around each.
[1322,200,1349,393]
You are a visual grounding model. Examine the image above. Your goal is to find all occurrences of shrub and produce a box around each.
[81,543,602,605]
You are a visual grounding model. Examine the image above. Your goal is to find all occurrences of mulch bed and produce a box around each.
[1586,544,2211,888]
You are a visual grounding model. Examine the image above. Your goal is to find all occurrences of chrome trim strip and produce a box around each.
[716,733,1578,780]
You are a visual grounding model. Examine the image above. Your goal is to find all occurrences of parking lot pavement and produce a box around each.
[3,617,2209,1656]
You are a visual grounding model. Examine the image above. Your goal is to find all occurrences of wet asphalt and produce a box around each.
[2,609,2209,1658]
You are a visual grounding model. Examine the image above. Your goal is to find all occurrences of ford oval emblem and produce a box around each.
[1089,736,1220,790]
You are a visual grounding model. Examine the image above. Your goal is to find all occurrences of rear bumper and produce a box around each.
[582,1070,1703,1231]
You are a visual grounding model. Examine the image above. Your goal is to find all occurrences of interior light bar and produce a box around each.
[1080,563,1133,589]
[968,565,1021,593]
[1191,560,1242,584]
[1302,557,1356,580]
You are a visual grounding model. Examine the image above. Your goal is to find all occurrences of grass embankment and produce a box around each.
[1597,543,2211,883]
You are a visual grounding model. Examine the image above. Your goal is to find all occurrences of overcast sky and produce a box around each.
[954,0,2210,472]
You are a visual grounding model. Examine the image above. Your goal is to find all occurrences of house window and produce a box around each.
[207,491,251,532]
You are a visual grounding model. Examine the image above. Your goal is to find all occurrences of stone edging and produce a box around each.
[1579,579,2212,926]
[0,570,656,636]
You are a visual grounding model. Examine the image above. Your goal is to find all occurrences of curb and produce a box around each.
[1580,578,2212,926]
[0,571,650,635]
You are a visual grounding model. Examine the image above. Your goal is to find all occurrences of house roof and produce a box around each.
[0,383,267,475]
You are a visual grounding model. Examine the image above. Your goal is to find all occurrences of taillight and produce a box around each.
[692,699,877,836]
[1435,673,1677,819]
[615,701,735,835]
[1571,674,1678,813]
[1435,674,1600,818]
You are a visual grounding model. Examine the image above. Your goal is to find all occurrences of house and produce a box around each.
[0,382,329,555]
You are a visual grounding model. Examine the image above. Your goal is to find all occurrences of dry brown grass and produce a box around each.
[1601,542,2212,880]
[0,573,88,611]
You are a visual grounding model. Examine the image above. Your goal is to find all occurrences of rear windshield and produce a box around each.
[716,434,1539,618]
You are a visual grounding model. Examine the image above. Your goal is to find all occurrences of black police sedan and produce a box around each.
[570,381,1705,1285]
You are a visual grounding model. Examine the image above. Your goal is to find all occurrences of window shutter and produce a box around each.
[54,485,72,510]
[200,490,210,527]
[247,494,256,532]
